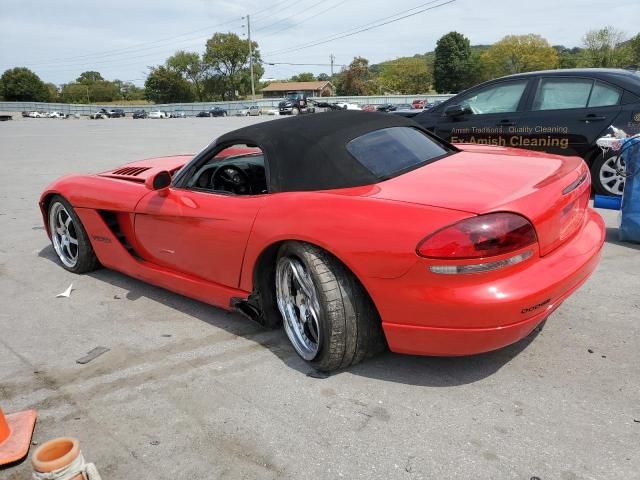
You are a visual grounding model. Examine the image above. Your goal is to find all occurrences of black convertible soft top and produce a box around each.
[176,110,450,192]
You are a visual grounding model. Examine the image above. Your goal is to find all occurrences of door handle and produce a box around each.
[579,114,606,122]
[496,119,515,126]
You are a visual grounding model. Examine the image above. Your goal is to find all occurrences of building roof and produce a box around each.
[261,81,334,92]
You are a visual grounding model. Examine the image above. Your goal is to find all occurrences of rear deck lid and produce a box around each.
[367,145,590,255]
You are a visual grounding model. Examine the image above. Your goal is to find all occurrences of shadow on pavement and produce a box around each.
[38,244,541,387]
[604,227,640,251]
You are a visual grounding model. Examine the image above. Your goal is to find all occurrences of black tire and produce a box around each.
[276,242,386,371]
[47,195,100,274]
[590,151,625,196]
[291,107,299,116]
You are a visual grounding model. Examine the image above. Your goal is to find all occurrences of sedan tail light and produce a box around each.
[417,213,537,260]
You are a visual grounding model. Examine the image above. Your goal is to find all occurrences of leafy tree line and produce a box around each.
[1,26,638,102]
[0,68,144,103]
[144,32,262,103]
[331,27,639,96]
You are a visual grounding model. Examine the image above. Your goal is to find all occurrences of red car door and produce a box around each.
[133,188,266,288]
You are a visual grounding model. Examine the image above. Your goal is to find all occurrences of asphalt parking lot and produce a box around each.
[1,115,639,480]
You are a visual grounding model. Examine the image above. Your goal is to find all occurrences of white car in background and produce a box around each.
[47,111,68,118]
[335,102,361,110]
[265,108,279,116]
[237,105,261,116]
[28,111,44,118]
[148,110,168,119]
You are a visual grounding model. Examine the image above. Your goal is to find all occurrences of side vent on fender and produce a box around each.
[98,211,140,258]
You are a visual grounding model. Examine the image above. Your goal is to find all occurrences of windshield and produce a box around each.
[346,127,450,179]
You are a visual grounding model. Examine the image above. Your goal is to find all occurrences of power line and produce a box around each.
[264,0,455,56]
[11,1,301,68]
[13,17,243,67]
[251,0,301,26]
[249,0,299,19]
[264,61,347,67]
[253,0,325,33]
[257,0,346,39]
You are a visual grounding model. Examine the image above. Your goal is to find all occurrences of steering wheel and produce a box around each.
[212,165,250,194]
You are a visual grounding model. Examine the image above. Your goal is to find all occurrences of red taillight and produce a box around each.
[417,213,537,259]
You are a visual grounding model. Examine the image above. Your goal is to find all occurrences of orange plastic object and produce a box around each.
[0,407,37,465]
[32,437,82,479]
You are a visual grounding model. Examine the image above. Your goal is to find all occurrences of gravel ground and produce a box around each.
[1,115,638,480]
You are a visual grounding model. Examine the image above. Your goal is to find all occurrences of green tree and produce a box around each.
[629,34,640,65]
[118,81,145,101]
[335,57,379,95]
[76,71,104,84]
[580,27,632,67]
[45,83,59,101]
[60,83,91,103]
[144,65,194,103]
[0,67,50,101]
[553,45,581,69]
[317,73,330,82]
[433,32,473,93]
[90,81,121,102]
[290,72,315,82]
[203,32,263,100]
[166,50,208,101]
[378,57,431,94]
[60,71,121,102]
[481,34,559,78]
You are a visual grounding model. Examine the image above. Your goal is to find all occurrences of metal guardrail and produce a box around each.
[0,95,454,116]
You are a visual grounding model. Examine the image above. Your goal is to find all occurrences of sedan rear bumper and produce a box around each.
[377,208,605,356]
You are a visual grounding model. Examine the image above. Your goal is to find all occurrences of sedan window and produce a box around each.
[455,80,528,115]
[533,78,593,110]
[588,81,622,107]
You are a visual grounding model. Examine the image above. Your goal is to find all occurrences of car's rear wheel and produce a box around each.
[591,151,625,196]
[275,242,385,371]
[47,195,99,274]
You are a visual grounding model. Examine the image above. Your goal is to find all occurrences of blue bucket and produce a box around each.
[594,194,622,210]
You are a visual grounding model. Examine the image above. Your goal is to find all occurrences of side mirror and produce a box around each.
[444,104,466,117]
[145,170,172,192]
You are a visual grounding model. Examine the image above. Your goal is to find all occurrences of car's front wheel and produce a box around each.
[275,242,385,371]
[591,151,625,196]
[47,195,100,273]
[291,107,299,116]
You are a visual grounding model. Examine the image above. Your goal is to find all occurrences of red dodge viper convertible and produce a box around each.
[40,111,605,371]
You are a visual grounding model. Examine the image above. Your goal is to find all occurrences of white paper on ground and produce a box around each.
[56,284,73,298]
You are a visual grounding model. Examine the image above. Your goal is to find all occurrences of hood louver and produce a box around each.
[111,166,151,176]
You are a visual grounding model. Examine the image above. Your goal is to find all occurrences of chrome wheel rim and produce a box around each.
[599,154,626,196]
[276,257,321,360]
[49,202,79,268]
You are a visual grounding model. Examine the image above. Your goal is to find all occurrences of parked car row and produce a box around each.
[21,111,78,119]
[89,108,125,119]
[19,101,443,121]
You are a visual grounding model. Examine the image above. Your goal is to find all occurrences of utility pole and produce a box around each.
[247,14,256,102]
[330,53,335,76]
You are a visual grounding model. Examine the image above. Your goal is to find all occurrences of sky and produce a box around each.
[0,0,638,87]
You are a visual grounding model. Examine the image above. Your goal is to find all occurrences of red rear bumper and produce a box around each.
[377,209,605,356]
